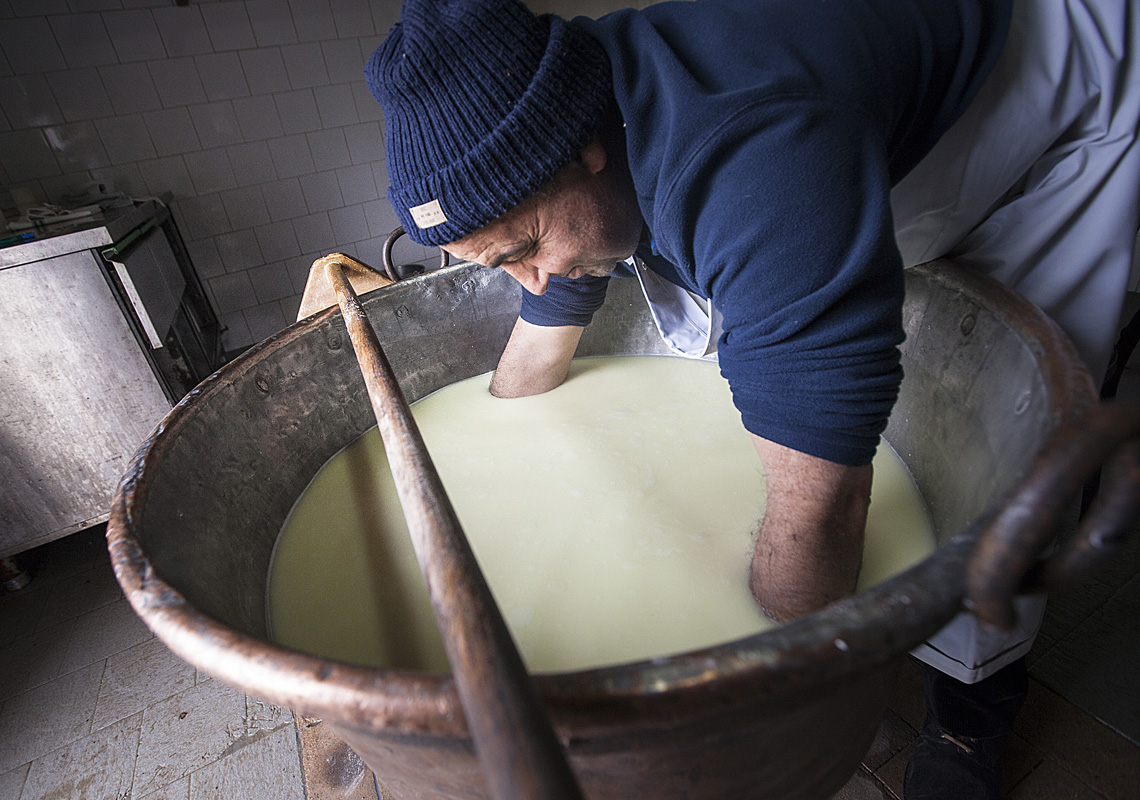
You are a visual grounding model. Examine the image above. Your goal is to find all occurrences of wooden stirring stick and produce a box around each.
[325,260,585,800]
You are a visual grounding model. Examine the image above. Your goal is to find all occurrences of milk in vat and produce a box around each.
[268,356,934,672]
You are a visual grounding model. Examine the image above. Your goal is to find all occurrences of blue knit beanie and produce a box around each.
[364,0,611,246]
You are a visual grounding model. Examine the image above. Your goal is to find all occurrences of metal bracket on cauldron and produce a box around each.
[383,226,450,282]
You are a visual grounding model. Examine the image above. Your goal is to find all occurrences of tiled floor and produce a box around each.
[0,531,304,800]
[2,302,1138,799]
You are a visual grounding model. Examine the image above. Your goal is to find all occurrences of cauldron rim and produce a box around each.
[107,260,1093,739]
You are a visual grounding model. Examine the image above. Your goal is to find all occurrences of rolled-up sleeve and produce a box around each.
[519,274,611,327]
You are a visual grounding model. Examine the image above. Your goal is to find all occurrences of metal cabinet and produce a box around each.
[0,201,221,557]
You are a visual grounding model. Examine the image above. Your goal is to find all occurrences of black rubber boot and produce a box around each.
[903,657,1028,800]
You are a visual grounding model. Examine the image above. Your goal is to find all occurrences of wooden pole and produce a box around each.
[325,260,584,800]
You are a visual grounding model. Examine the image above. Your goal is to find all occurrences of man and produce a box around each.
[364,1,1139,797]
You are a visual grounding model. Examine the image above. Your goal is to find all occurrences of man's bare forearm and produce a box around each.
[489,318,585,398]
[748,435,872,622]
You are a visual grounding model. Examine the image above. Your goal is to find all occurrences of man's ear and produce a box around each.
[580,134,607,174]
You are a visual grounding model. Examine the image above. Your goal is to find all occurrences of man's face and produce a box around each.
[444,138,643,295]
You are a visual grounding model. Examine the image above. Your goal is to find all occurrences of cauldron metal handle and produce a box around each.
[966,401,1140,629]
[383,226,450,282]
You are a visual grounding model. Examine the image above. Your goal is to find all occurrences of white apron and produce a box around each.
[892,0,1140,682]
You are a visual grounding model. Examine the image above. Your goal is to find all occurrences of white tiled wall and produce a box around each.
[0,0,669,353]
[0,0,435,353]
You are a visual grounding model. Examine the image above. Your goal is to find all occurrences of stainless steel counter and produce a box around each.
[0,200,165,268]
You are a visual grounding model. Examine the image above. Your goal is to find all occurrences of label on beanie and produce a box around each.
[409,198,447,229]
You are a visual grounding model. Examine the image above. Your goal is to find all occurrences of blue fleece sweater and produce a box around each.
[521,0,1011,466]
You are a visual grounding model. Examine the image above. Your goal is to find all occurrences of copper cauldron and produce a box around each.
[108,260,1133,799]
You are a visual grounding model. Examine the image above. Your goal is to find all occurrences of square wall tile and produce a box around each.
[336,163,377,205]
[11,0,68,13]
[189,101,243,149]
[289,0,337,43]
[214,228,264,272]
[268,134,314,179]
[149,57,208,107]
[238,48,290,96]
[249,261,294,304]
[330,0,375,39]
[184,147,238,194]
[0,129,61,183]
[175,192,231,240]
[246,0,298,47]
[39,172,90,203]
[329,203,369,244]
[0,75,65,129]
[208,271,260,314]
[260,177,308,221]
[103,8,168,62]
[186,237,225,279]
[0,18,67,75]
[307,127,350,171]
[282,42,328,90]
[201,3,257,51]
[221,185,270,230]
[96,114,157,164]
[322,38,364,85]
[343,121,382,164]
[47,68,113,123]
[153,5,213,57]
[298,169,342,213]
[195,52,250,101]
[67,0,123,10]
[313,83,358,127]
[363,197,400,240]
[289,211,335,254]
[243,300,290,342]
[145,107,202,156]
[99,62,162,115]
[274,88,320,135]
[138,154,194,198]
[227,140,277,185]
[233,94,284,141]
[255,219,301,262]
[50,14,118,69]
[44,121,111,172]
[353,236,387,271]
